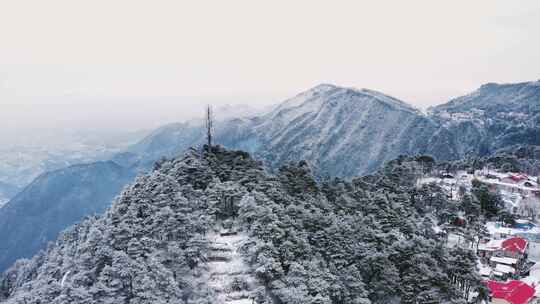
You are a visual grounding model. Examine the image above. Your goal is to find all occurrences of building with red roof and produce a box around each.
[478,237,529,279]
[502,174,529,184]
[486,280,535,304]
[503,237,528,253]
[479,237,528,259]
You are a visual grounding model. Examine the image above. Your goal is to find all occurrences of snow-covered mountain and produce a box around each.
[227,84,451,177]
[430,80,540,155]
[128,81,539,177]
[124,122,204,168]
[0,80,537,274]
[121,104,268,168]
[431,80,540,114]
[123,84,457,177]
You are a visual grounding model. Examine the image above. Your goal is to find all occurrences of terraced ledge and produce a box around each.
[206,229,258,304]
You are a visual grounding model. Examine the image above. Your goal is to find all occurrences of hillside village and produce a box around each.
[420,169,540,304]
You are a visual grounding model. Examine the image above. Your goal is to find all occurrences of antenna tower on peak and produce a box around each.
[205,105,214,152]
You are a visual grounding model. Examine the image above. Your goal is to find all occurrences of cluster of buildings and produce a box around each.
[420,170,540,303]
[488,174,540,214]
[477,228,539,303]
[476,172,540,303]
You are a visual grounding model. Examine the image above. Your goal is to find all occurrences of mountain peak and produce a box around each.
[311,83,339,92]
[300,84,419,112]
[265,84,422,128]
[355,88,420,113]
[479,82,499,90]
[478,80,540,91]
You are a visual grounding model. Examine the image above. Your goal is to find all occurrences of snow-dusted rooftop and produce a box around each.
[479,239,504,251]
[494,263,516,274]
[491,256,518,266]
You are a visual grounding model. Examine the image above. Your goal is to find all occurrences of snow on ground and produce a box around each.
[418,172,470,200]
[205,229,258,304]
[528,242,540,262]
[445,231,475,250]
[419,170,540,217]
[520,262,540,298]
[432,225,443,234]
[477,260,492,278]
[447,233,466,248]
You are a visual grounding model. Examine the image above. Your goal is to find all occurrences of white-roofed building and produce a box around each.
[494,263,516,275]
[491,256,519,266]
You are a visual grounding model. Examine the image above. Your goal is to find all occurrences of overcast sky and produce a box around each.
[1,0,540,138]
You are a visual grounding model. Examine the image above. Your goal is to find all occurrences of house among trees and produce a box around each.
[452,215,467,227]
[501,237,530,259]
[502,174,529,185]
[486,280,535,304]
[478,237,529,278]
[480,172,539,197]
[479,237,528,259]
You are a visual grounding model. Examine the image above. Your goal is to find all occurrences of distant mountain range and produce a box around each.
[429,81,540,156]
[126,81,540,177]
[0,161,135,272]
[0,80,538,272]
[431,80,540,114]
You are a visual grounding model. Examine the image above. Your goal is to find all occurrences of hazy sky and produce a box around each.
[1,0,540,137]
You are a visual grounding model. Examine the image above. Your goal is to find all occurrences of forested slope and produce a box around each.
[1,147,481,304]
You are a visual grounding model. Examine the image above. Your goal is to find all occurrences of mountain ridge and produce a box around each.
[430,79,540,114]
[118,80,539,177]
[0,79,537,274]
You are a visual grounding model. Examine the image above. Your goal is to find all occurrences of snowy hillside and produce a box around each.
[0,147,480,304]
[245,84,449,177]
